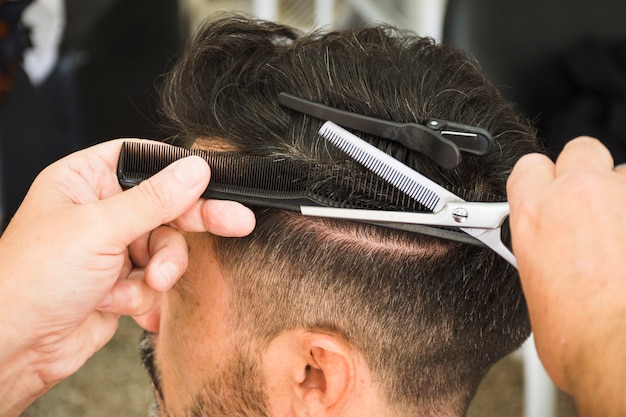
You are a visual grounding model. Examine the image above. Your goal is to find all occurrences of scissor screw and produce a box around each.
[452,208,468,223]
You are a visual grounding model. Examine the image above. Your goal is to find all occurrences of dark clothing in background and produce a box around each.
[0,62,79,224]
[0,0,36,228]
[0,0,182,225]
[539,38,626,164]
[443,0,626,163]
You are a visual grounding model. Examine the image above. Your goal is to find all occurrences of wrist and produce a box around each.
[0,345,48,417]
[565,315,626,417]
[0,284,48,416]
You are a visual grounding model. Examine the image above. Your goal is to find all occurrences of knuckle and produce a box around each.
[149,225,185,254]
[137,178,173,211]
[114,280,154,315]
[125,290,147,314]
[565,169,601,193]
[511,198,540,230]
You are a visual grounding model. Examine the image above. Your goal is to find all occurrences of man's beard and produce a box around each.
[140,331,270,417]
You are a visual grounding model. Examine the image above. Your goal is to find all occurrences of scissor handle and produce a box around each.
[456,202,517,268]
[462,225,517,269]
[418,201,517,268]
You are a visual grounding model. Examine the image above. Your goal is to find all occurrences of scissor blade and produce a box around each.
[318,121,459,212]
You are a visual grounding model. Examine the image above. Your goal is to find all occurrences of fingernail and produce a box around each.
[159,261,179,289]
[171,156,207,189]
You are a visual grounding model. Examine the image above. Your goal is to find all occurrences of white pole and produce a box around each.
[404,0,448,41]
[253,0,279,21]
[315,0,335,29]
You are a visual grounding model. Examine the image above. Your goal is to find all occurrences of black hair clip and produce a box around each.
[278,92,493,170]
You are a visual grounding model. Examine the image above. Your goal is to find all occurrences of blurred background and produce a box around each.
[6,0,626,415]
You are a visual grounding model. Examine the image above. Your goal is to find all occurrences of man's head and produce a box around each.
[134,14,540,417]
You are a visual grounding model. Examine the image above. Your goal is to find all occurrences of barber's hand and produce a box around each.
[508,137,626,416]
[0,139,255,416]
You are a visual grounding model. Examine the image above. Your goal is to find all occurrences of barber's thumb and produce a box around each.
[98,156,210,244]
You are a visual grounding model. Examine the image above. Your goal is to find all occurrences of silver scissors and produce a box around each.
[301,121,517,268]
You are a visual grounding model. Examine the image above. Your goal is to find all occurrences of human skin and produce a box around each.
[136,232,265,416]
[134,232,388,417]
[508,136,626,417]
[0,139,255,417]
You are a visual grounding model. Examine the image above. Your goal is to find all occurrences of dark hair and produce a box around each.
[160,14,540,415]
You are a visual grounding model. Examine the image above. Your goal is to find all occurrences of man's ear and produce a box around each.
[262,330,356,417]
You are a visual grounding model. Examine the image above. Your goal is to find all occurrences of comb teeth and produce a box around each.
[118,142,310,195]
[319,121,454,212]
[117,142,430,212]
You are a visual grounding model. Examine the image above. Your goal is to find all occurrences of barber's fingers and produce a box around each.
[97,270,161,316]
[555,136,614,176]
[171,198,256,237]
[508,137,615,203]
[614,163,626,173]
[507,152,555,208]
[95,155,211,249]
[128,232,151,268]
[97,226,186,314]
[144,226,188,292]
[126,225,188,292]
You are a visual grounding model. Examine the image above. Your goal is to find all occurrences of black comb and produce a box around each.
[117,142,429,212]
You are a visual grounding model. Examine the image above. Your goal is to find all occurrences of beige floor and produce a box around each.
[22,317,578,417]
